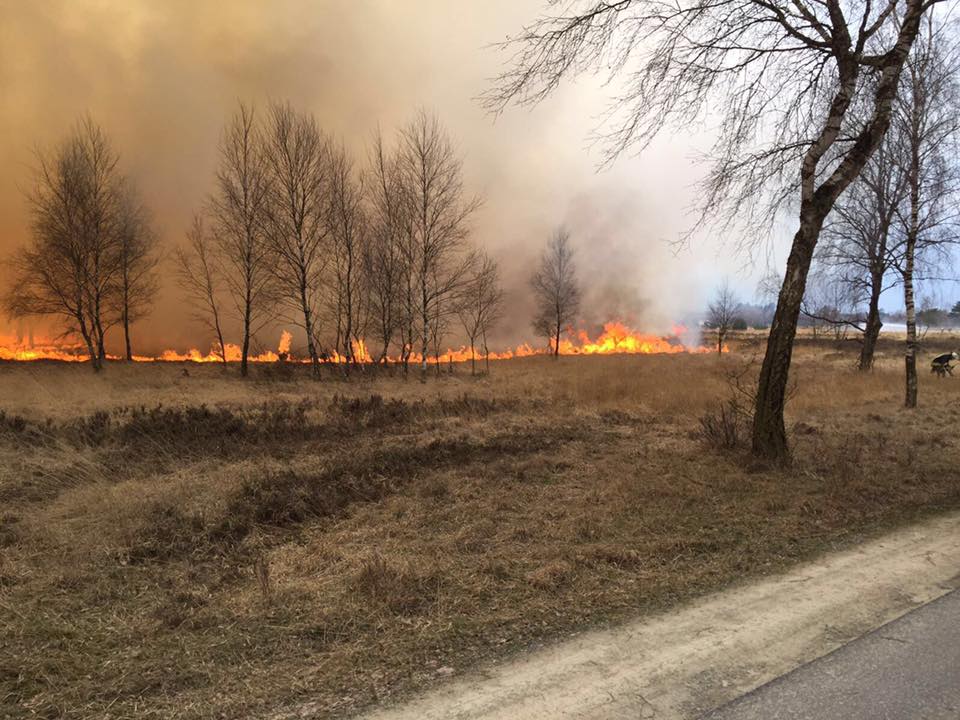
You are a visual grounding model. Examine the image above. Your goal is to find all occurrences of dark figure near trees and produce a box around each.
[930,352,958,378]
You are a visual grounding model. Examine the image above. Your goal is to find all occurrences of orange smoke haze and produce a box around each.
[0,1,738,357]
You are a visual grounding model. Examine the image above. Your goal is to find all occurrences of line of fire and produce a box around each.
[0,321,723,365]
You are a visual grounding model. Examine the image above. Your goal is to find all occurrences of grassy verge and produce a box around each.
[3,347,960,718]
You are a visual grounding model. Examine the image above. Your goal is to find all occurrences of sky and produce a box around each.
[0,0,945,355]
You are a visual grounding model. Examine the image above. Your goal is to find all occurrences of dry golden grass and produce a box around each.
[3,335,960,718]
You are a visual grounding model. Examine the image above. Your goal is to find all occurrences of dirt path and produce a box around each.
[359,512,960,720]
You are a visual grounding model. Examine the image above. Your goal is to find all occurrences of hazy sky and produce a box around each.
[1,0,909,353]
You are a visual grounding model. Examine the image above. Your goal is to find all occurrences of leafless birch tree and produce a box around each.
[397,110,480,379]
[326,141,369,365]
[175,215,229,366]
[531,227,580,356]
[800,267,861,340]
[208,103,273,377]
[894,21,960,408]
[706,280,740,355]
[364,129,407,363]
[487,0,944,461]
[457,252,505,375]
[4,118,124,371]
[262,102,329,378]
[114,183,159,361]
[818,140,908,368]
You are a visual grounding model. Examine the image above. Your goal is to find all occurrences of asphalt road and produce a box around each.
[703,589,960,720]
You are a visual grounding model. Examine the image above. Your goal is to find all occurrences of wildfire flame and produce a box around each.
[0,334,91,362]
[0,321,721,365]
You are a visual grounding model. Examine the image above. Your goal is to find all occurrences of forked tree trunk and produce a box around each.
[95,316,107,363]
[300,284,321,380]
[78,313,101,372]
[123,307,133,362]
[858,272,884,370]
[92,283,107,363]
[215,330,227,369]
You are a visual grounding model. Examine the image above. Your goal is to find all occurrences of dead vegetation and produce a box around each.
[3,341,960,718]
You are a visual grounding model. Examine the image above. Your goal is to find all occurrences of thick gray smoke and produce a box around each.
[0,0,745,355]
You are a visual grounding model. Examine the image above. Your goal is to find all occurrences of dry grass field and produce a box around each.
[4,334,960,719]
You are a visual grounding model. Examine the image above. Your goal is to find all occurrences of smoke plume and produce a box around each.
[0,0,741,355]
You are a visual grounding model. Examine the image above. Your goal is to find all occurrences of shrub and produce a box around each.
[67,411,111,446]
[0,411,28,435]
[0,411,49,446]
[697,400,744,451]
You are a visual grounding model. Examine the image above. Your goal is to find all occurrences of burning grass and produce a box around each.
[3,338,960,718]
[0,320,713,366]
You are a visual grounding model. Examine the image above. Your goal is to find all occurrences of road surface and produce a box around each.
[704,588,960,720]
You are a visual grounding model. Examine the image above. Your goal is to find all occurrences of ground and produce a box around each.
[359,511,960,720]
[3,333,960,719]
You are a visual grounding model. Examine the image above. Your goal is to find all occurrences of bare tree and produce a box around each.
[706,280,740,354]
[801,267,861,341]
[175,215,228,366]
[75,121,123,364]
[457,252,504,375]
[208,103,274,377]
[262,102,329,378]
[364,129,407,363]
[818,140,908,368]
[114,183,160,361]
[894,21,960,408]
[754,270,783,327]
[4,118,124,371]
[397,109,480,379]
[488,0,942,461]
[326,141,368,365]
[531,227,580,356]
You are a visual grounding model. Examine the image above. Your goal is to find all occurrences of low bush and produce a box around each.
[697,401,745,451]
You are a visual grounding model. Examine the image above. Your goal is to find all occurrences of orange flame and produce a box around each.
[0,334,90,362]
[0,321,721,365]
